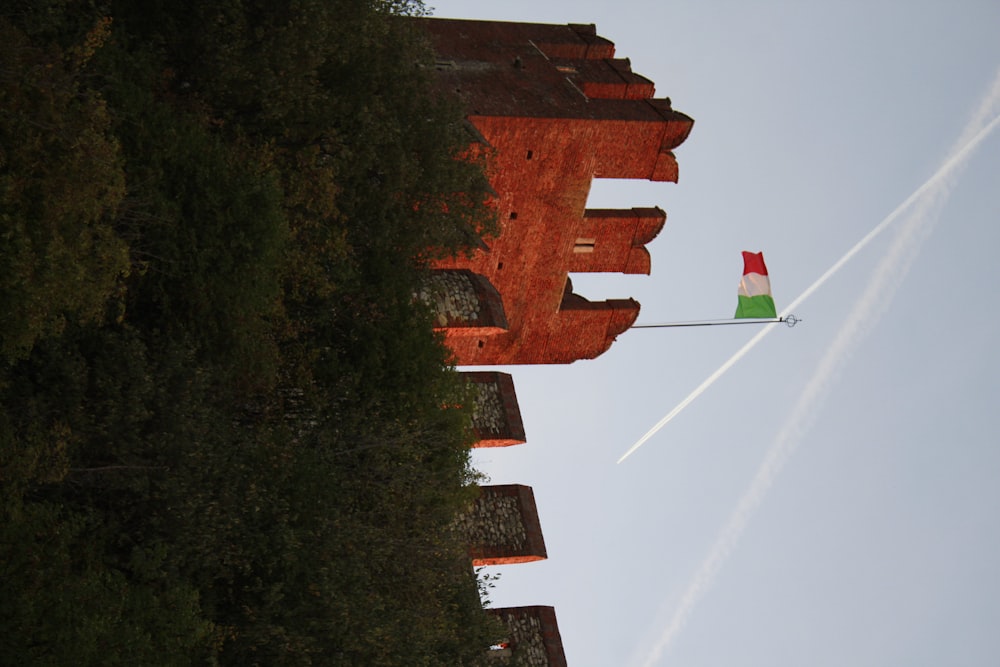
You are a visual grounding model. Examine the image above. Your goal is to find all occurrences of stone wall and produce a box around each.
[455,484,547,565]
[464,371,526,447]
[488,606,567,667]
[420,269,507,337]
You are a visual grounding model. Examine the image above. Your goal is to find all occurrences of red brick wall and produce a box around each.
[568,207,666,275]
[420,18,694,365]
[421,21,694,663]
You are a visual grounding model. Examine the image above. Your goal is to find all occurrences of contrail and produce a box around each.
[618,103,1000,465]
[635,70,1000,667]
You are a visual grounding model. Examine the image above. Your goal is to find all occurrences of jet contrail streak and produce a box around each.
[618,108,1000,465]
[616,322,777,463]
[634,70,1000,667]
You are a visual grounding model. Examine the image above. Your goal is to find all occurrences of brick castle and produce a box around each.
[420,18,693,665]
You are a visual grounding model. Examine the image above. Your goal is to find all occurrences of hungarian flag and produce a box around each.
[735,251,777,319]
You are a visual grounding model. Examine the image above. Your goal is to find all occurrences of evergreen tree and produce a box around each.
[1,1,504,663]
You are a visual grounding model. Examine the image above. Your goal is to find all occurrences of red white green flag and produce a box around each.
[735,251,777,319]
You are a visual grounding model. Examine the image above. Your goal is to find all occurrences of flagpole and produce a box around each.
[631,315,799,329]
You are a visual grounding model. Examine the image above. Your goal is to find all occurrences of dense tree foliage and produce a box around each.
[0,0,504,663]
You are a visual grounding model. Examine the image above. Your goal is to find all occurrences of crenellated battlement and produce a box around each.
[558,57,655,99]
[569,207,666,275]
[422,18,692,365]
[455,484,547,566]
[535,23,616,60]
[464,371,526,447]
[488,606,568,666]
[418,19,692,663]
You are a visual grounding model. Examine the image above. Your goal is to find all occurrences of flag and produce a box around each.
[735,251,777,319]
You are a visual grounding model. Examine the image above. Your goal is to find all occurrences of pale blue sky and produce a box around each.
[428,2,1000,665]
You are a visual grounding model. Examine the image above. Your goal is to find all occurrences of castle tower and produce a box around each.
[421,19,694,365]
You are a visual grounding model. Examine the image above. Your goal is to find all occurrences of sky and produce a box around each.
[426,2,1000,665]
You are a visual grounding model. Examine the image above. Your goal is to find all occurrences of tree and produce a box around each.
[0,17,128,361]
[0,1,506,662]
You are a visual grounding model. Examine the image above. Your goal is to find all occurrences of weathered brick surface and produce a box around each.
[455,484,546,565]
[420,18,693,365]
[488,606,568,667]
[463,371,526,447]
[419,21,693,663]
